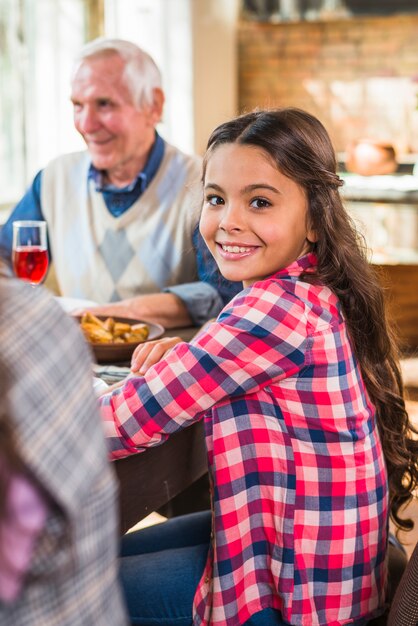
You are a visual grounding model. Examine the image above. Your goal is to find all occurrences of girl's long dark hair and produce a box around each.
[204,108,418,531]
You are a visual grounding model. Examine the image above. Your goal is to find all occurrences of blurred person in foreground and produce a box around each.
[0,261,127,625]
[0,37,240,329]
[387,541,418,626]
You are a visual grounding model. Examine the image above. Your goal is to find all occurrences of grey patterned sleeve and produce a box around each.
[387,541,418,626]
[164,280,226,326]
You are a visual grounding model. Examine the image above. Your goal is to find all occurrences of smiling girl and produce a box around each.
[99,108,418,626]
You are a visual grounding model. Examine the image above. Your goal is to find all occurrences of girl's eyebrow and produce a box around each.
[242,183,279,194]
[204,182,279,194]
[204,183,223,192]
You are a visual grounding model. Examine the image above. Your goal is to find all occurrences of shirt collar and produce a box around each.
[88,131,165,193]
[275,252,318,278]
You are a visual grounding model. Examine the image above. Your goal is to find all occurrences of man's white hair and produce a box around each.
[73,37,162,108]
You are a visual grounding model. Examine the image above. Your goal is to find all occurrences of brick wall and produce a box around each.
[238,14,418,154]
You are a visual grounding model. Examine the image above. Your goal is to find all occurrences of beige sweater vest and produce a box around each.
[41,144,201,303]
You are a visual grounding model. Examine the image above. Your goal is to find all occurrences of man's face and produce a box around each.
[71,53,160,185]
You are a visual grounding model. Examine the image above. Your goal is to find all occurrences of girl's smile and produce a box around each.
[216,241,260,260]
[200,143,317,288]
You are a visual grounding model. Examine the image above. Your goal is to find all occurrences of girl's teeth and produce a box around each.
[222,245,251,253]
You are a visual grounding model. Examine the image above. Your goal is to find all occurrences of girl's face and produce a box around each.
[200,143,317,288]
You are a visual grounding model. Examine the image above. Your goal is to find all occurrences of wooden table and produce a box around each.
[114,421,207,534]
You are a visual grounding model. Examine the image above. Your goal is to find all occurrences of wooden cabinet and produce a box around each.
[374,264,418,352]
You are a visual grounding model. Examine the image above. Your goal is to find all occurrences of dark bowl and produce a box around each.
[76,315,165,364]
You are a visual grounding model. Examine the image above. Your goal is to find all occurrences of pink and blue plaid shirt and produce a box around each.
[100,253,388,626]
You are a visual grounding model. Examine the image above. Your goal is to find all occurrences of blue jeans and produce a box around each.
[120,510,288,625]
[120,510,210,625]
[119,510,370,626]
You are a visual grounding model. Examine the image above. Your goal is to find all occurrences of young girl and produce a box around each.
[99,108,418,626]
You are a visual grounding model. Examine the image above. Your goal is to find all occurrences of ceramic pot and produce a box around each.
[345,139,397,176]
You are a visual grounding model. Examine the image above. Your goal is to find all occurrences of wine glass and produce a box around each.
[12,220,49,286]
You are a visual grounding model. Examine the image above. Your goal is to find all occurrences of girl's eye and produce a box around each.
[250,197,271,209]
[206,194,224,206]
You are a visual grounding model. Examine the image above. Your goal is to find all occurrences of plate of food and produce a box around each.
[77,312,165,364]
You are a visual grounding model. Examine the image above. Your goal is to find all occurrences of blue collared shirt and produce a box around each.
[88,132,165,217]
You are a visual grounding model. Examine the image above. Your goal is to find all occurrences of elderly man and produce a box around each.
[0,38,240,328]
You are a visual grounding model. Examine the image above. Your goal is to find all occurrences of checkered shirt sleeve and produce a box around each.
[100,283,311,456]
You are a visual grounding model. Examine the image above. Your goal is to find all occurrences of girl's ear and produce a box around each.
[306,229,318,243]
[306,225,318,244]
[305,201,318,244]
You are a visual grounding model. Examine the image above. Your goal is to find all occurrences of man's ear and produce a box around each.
[149,87,164,124]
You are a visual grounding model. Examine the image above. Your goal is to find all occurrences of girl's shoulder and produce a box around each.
[223,275,340,333]
[220,277,309,328]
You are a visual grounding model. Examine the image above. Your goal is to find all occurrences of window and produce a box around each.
[0,0,237,216]
[0,0,88,211]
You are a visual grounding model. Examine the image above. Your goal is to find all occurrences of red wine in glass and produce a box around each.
[13,246,49,284]
[12,221,49,286]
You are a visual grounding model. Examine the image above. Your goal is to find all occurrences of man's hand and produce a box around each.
[71,292,193,329]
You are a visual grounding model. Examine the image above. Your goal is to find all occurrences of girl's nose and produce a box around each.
[219,204,243,232]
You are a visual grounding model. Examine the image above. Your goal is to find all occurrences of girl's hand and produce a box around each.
[131,336,183,374]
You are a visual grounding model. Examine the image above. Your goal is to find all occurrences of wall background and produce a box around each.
[2,2,418,212]
[238,13,418,155]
